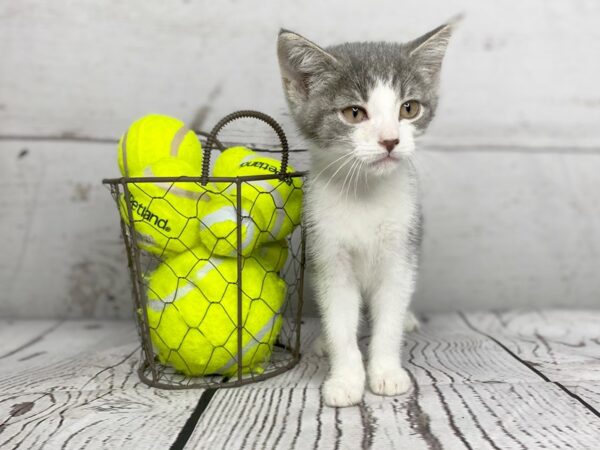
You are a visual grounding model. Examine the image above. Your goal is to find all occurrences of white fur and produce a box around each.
[346,83,421,175]
[312,310,419,357]
[307,83,421,407]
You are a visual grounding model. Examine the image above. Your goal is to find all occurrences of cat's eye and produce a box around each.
[399,100,420,120]
[341,106,368,124]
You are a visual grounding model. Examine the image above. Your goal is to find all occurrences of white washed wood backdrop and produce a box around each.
[1,0,600,318]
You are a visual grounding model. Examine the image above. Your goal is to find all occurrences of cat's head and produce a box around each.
[277,19,457,178]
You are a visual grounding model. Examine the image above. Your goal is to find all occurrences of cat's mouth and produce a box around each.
[369,155,399,167]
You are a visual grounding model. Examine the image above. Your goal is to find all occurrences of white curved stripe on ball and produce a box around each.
[214,306,282,374]
[200,206,256,254]
[146,257,226,312]
[170,125,190,157]
[240,215,257,254]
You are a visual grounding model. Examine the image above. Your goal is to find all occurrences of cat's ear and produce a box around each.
[277,29,338,107]
[405,15,461,81]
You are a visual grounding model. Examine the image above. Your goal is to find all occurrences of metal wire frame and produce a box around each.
[102,111,306,389]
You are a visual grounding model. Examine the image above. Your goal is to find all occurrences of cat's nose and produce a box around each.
[379,138,399,153]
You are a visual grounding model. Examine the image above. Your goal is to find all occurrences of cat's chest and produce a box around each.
[308,177,417,249]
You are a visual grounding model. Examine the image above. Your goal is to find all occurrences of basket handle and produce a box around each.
[201,110,290,184]
[196,130,226,151]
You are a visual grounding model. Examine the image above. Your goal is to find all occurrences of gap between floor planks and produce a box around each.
[0,311,599,449]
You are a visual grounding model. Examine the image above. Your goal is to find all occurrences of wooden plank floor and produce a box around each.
[1,311,599,449]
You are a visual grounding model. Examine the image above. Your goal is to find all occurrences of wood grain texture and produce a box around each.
[1,312,599,449]
[0,320,205,450]
[187,382,600,450]
[185,313,600,449]
[266,314,541,390]
[462,310,600,382]
[1,0,600,148]
[562,382,600,411]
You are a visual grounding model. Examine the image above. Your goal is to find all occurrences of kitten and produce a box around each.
[277,20,456,407]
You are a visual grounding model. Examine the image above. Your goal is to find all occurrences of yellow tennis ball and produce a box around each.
[196,190,268,257]
[118,114,202,176]
[212,146,303,242]
[145,246,287,376]
[250,240,289,273]
[119,158,209,257]
[212,146,250,175]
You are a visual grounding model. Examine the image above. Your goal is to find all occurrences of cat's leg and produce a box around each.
[316,258,365,407]
[314,311,369,356]
[367,260,416,396]
[314,319,372,357]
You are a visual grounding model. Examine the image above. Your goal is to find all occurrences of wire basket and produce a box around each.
[103,111,306,389]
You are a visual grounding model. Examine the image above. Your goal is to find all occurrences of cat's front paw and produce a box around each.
[368,365,411,396]
[322,373,364,407]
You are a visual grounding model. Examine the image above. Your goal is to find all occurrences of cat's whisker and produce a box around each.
[321,155,355,191]
[311,153,352,183]
[354,161,364,200]
[347,160,359,202]
[340,159,358,202]
[348,160,361,202]
[347,161,357,202]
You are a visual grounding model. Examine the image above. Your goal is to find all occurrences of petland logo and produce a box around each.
[129,195,171,232]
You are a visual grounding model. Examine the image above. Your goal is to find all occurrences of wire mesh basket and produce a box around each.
[103,111,306,389]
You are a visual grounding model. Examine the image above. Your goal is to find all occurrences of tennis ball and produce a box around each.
[118,114,202,176]
[119,158,209,257]
[212,146,303,242]
[212,146,250,175]
[196,190,268,258]
[145,245,287,376]
[251,240,289,273]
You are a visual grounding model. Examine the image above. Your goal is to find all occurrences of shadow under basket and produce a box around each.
[103,110,307,389]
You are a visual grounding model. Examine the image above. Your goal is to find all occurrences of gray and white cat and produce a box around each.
[277,19,456,407]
